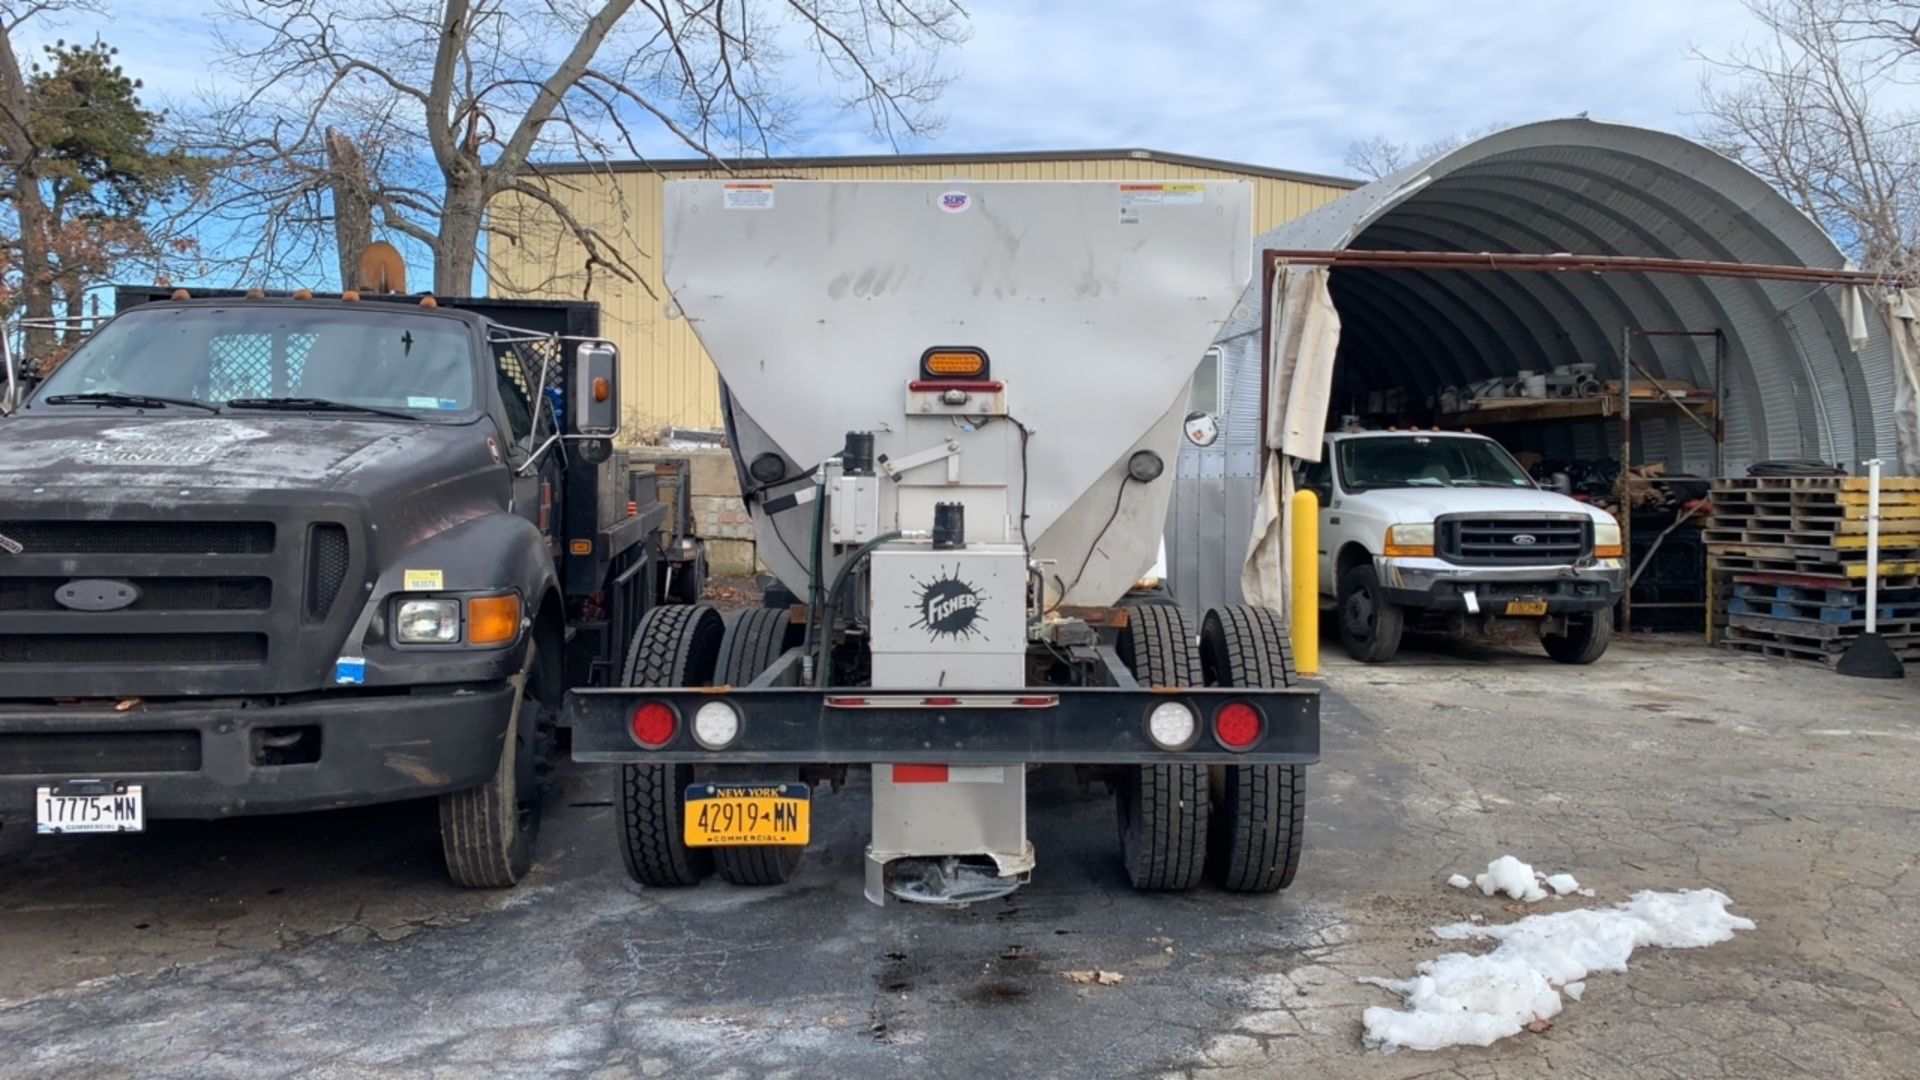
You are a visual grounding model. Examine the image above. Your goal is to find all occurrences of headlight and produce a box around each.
[396,598,461,643]
[1593,520,1623,557]
[1128,450,1165,483]
[1384,523,1435,557]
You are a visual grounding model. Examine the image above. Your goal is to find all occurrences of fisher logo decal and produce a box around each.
[939,191,971,213]
[0,530,20,555]
[909,565,987,641]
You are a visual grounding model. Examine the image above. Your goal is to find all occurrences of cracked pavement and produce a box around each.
[2,636,1916,1078]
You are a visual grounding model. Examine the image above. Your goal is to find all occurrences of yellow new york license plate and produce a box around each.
[684,783,811,847]
[1504,600,1550,617]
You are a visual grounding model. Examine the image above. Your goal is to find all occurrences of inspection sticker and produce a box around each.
[722,182,775,210]
[1118,182,1205,207]
[404,569,444,590]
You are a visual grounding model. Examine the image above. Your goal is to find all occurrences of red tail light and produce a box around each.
[1213,702,1263,750]
[631,702,677,747]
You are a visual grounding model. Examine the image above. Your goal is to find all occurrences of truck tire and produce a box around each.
[1337,563,1404,664]
[711,608,806,886]
[1114,603,1209,891]
[619,604,725,887]
[1543,610,1611,664]
[439,641,555,889]
[1199,605,1305,894]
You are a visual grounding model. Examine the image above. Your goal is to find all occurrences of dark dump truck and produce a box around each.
[0,286,702,886]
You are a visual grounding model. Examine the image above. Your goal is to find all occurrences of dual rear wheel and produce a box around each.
[618,605,807,888]
[1115,603,1305,894]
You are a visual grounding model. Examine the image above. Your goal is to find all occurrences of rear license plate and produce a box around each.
[684,782,810,847]
[1504,600,1550,617]
[36,782,144,834]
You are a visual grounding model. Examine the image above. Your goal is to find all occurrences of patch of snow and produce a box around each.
[1447,873,1472,890]
[1563,981,1585,1001]
[1474,855,1547,902]
[1577,887,1596,898]
[1361,888,1754,1052]
[1544,872,1580,896]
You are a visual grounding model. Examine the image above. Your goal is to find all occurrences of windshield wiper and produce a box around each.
[226,396,419,421]
[42,391,219,413]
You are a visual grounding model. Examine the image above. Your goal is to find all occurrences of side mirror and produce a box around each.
[1183,410,1221,447]
[571,340,619,439]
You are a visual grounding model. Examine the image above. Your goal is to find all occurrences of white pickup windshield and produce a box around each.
[31,305,477,413]
[1337,435,1535,493]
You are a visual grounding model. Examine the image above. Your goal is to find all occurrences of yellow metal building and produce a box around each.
[487,149,1355,436]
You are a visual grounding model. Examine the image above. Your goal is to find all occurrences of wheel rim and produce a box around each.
[1342,589,1374,641]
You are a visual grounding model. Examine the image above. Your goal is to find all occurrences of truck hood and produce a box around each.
[1343,485,1611,525]
[0,413,495,493]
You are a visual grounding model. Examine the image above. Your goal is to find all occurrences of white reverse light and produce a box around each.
[1146,701,1197,750]
[692,700,742,750]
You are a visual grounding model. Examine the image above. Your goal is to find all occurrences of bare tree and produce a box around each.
[175,0,971,296]
[1697,0,1920,274]
[1343,125,1507,181]
[0,2,61,352]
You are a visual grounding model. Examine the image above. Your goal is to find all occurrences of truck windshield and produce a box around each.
[1337,436,1535,493]
[30,305,477,415]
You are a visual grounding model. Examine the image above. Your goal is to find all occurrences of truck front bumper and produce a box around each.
[1375,556,1624,615]
[568,685,1320,765]
[0,684,515,823]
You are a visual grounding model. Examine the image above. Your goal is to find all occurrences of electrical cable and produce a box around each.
[1051,475,1136,613]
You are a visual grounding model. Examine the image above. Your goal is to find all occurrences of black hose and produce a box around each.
[815,530,904,688]
[798,476,828,683]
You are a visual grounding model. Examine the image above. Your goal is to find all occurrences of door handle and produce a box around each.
[1328,516,1341,525]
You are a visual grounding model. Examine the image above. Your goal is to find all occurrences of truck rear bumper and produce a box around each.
[0,685,515,822]
[567,685,1320,765]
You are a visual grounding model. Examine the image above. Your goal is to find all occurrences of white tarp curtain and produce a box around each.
[1882,289,1920,476]
[1241,266,1341,615]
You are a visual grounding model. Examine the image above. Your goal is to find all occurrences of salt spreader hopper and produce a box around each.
[569,180,1320,904]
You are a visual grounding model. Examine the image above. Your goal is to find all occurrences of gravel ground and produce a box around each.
[1,633,1916,1078]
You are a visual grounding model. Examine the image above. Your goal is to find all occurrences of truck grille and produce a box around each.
[306,523,350,620]
[0,507,361,696]
[0,731,203,775]
[0,578,272,612]
[0,521,275,555]
[0,634,268,665]
[1437,516,1590,565]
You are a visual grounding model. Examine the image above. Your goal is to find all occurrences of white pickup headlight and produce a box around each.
[1593,521,1621,548]
[396,598,461,643]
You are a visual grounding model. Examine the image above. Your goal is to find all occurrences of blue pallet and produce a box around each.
[1728,596,1920,624]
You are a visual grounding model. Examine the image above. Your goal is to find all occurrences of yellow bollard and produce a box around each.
[1290,488,1320,676]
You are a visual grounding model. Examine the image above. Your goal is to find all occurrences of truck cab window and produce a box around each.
[491,344,540,443]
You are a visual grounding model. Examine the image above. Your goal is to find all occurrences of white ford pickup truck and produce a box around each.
[1296,430,1624,664]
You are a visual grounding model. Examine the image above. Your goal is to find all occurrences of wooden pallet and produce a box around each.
[1724,615,1920,666]
[1706,547,1920,580]
[1702,526,1920,548]
[1713,476,1920,493]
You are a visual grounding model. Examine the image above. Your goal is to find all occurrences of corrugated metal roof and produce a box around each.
[1214,118,1893,470]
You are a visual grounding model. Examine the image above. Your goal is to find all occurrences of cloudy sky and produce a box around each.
[12,0,1764,178]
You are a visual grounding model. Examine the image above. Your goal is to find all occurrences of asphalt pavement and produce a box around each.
[2,635,1917,1078]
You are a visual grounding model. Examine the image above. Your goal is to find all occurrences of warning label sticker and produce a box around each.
[1119,183,1205,207]
[723,182,775,210]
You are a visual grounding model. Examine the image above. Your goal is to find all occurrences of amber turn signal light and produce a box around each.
[466,594,522,645]
[920,347,989,379]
